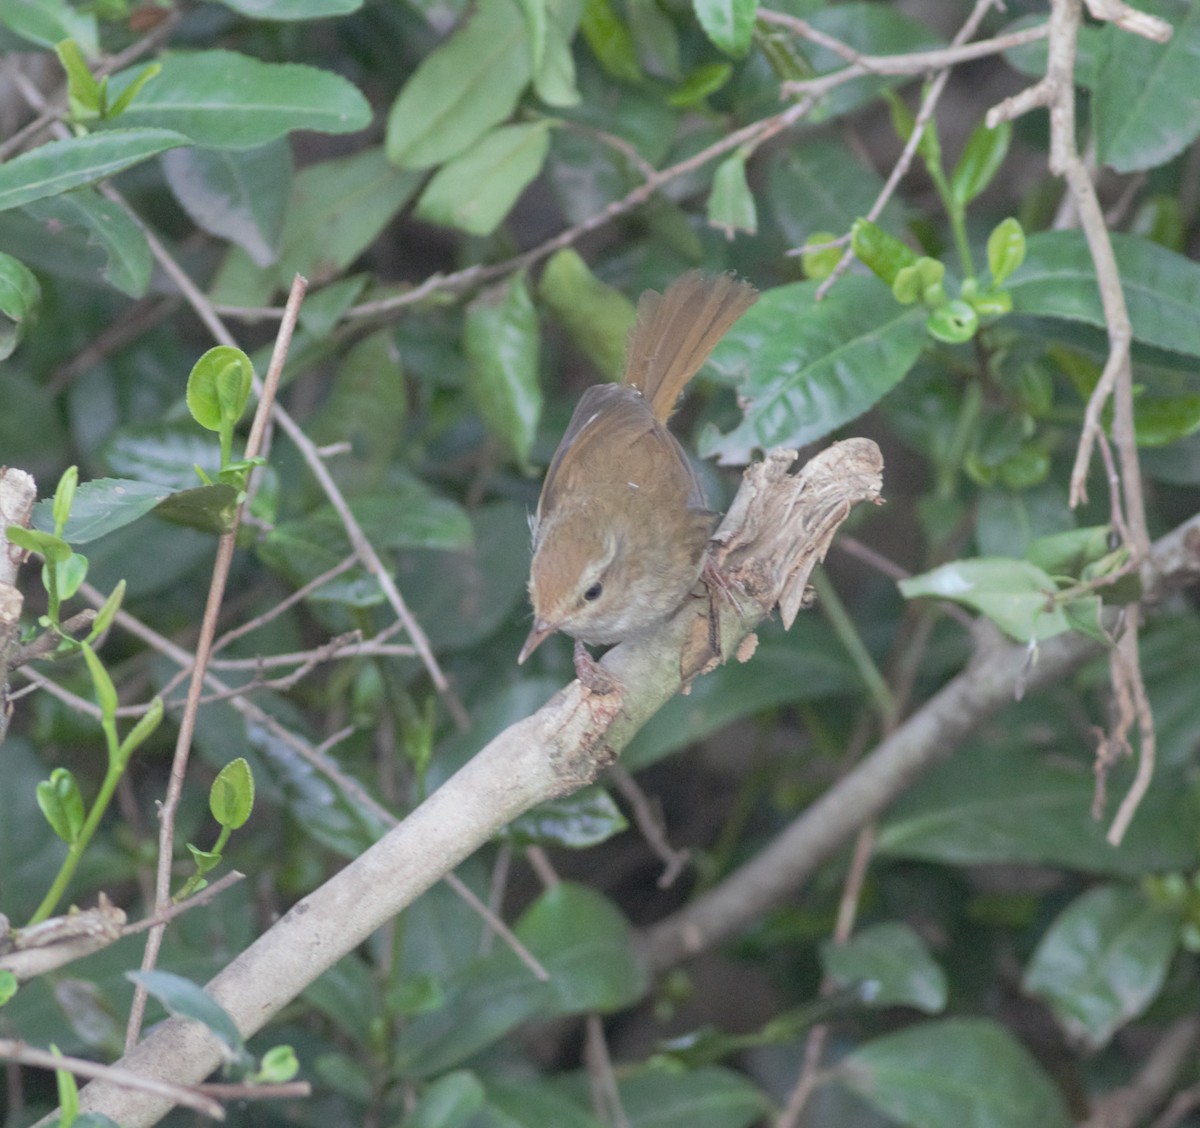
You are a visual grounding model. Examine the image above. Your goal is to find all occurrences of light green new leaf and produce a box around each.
[839,1018,1071,1128]
[162,141,291,266]
[386,0,532,169]
[23,188,151,297]
[693,0,756,56]
[1024,885,1180,1049]
[416,122,551,236]
[0,129,190,213]
[699,276,927,465]
[106,51,370,149]
[899,557,1070,641]
[464,272,542,465]
[1094,0,1200,173]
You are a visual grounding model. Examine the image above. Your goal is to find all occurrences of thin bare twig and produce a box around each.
[608,764,690,888]
[126,276,308,1052]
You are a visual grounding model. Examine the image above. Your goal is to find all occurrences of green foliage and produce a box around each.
[5,0,1200,1125]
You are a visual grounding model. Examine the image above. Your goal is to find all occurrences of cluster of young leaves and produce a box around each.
[3,0,1200,1126]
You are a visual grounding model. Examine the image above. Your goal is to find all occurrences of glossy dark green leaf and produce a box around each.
[899,558,1071,642]
[503,786,628,848]
[31,477,171,544]
[838,1018,1071,1128]
[386,0,532,169]
[212,147,422,302]
[1133,393,1200,446]
[878,746,1200,877]
[1093,0,1200,173]
[1024,884,1180,1050]
[707,150,757,238]
[699,276,927,465]
[483,1074,604,1127]
[416,122,551,236]
[538,248,636,379]
[127,970,244,1056]
[407,1070,485,1128]
[693,0,756,56]
[102,424,221,491]
[821,923,948,1013]
[394,882,644,1077]
[0,129,190,213]
[616,1065,770,1128]
[162,141,290,267]
[107,51,370,148]
[465,272,542,465]
[1009,231,1200,358]
[153,484,241,535]
[0,250,40,359]
[22,188,150,297]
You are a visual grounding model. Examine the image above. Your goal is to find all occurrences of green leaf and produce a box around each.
[693,0,756,56]
[54,1046,80,1128]
[707,150,757,238]
[106,51,370,149]
[210,757,254,829]
[162,141,290,267]
[615,1065,769,1128]
[1024,884,1181,1050]
[950,119,1011,208]
[23,187,152,297]
[838,1018,1071,1128]
[0,969,16,1006]
[580,0,643,82]
[386,0,532,170]
[6,524,72,563]
[0,0,97,52]
[153,484,242,535]
[925,299,979,344]
[668,60,733,107]
[212,0,362,18]
[117,696,163,764]
[538,248,635,379]
[1010,230,1200,358]
[851,218,919,286]
[126,970,244,1057]
[699,276,927,465]
[32,478,172,544]
[187,346,255,432]
[987,217,1026,288]
[1133,393,1200,446]
[37,768,85,844]
[1024,525,1112,577]
[820,922,948,1014]
[415,122,551,236]
[503,787,628,848]
[878,746,1200,876]
[0,250,41,360]
[56,552,89,600]
[899,558,1072,642]
[1093,0,1200,173]
[104,62,161,121]
[464,271,542,465]
[81,641,118,723]
[394,883,645,1077]
[254,1044,299,1083]
[56,38,102,118]
[407,1070,486,1128]
[0,129,190,213]
[186,843,221,874]
[51,464,78,533]
[482,1074,605,1127]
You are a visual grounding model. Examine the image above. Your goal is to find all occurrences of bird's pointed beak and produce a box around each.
[518,618,556,664]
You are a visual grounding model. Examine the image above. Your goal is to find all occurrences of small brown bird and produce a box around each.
[518,271,758,688]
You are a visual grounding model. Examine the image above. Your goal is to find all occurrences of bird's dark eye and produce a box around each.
[583,582,603,602]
